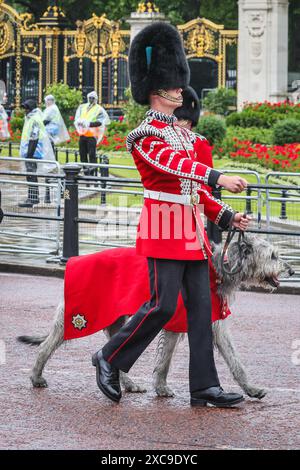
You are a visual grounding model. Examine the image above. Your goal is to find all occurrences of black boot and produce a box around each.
[191,386,244,408]
[92,350,121,402]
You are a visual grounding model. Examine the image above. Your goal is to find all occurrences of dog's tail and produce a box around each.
[17,335,47,346]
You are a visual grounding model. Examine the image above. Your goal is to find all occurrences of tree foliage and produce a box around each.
[8,0,238,28]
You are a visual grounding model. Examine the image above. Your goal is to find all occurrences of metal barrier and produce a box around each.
[0,156,62,258]
[0,141,109,165]
[0,160,300,281]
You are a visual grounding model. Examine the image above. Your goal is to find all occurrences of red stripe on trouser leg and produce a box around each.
[107,259,159,364]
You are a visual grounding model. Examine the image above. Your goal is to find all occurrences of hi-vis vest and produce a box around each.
[78,103,102,138]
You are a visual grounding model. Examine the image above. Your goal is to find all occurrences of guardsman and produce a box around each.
[42,95,70,148]
[92,22,250,408]
[18,99,55,208]
[74,91,110,175]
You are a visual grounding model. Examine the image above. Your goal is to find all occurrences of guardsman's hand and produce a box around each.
[232,213,251,231]
[217,175,248,193]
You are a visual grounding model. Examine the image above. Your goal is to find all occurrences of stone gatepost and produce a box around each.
[127,2,168,43]
[237,0,289,109]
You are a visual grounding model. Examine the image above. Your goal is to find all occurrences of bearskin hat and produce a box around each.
[174,86,200,127]
[128,22,190,105]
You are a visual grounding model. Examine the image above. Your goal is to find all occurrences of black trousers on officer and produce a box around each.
[25,160,39,202]
[102,258,220,393]
[79,135,97,176]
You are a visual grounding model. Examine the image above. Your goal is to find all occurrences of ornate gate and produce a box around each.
[178,18,238,99]
[0,1,237,112]
[0,1,130,113]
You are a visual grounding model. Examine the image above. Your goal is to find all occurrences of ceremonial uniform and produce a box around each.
[128,109,233,260]
[95,22,244,406]
[102,109,234,392]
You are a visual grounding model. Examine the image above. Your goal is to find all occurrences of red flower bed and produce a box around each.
[228,139,300,171]
[243,101,300,113]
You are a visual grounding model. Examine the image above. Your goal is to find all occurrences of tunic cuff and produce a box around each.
[216,208,235,230]
[207,169,221,187]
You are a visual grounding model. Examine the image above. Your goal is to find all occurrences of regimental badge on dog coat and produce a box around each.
[72,314,87,330]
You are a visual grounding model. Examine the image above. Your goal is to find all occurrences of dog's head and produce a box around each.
[213,234,294,292]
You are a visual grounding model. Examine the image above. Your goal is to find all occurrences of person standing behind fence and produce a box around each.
[0,104,10,140]
[18,99,55,208]
[42,95,70,151]
[74,91,110,176]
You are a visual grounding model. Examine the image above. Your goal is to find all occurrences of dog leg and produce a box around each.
[213,320,267,399]
[153,330,181,397]
[103,317,147,394]
[31,302,65,388]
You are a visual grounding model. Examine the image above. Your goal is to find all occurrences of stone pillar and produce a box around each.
[127,2,168,43]
[237,0,289,109]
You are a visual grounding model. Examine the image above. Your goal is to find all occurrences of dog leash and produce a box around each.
[221,214,251,276]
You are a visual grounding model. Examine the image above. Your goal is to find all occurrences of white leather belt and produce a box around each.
[143,189,199,205]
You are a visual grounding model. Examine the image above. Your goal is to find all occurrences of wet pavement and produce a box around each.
[0,272,299,450]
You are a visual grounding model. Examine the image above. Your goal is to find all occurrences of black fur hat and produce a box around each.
[174,86,200,127]
[128,22,190,105]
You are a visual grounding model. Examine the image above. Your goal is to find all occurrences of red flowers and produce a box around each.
[228,140,300,171]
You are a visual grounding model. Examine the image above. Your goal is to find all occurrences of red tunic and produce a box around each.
[127,109,234,260]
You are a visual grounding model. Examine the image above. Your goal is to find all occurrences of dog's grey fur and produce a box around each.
[18,234,293,399]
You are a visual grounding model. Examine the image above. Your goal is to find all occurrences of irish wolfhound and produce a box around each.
[18,234,293,399]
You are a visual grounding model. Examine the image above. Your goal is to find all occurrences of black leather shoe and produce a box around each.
[191,386,244,408]
[92,350,121,402]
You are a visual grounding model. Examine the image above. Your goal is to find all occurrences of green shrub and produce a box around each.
[226,101,300,128]
[273,119,300,145]
[44,82,82,127]
[202,87,236,116]
[196,115,226,145]
[123,88,148,129]
[225,111,282,128]
[106,120,129,137]
[217,126,273,157]
[9,110,25,132]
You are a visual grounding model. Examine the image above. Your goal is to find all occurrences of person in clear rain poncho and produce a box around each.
[42,94,70,149]
[75,91,110,175]
[18,99,55,208]
[0,103,10,140]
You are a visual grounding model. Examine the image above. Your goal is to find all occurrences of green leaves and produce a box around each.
[203,88,237,116]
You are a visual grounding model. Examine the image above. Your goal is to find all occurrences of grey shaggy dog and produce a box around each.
[18,234,293,399]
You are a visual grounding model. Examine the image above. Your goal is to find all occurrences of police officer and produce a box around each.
[18,99,55,208]
[74,91,110,176]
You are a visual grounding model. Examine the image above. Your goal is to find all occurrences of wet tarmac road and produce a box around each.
[0,272,299,450]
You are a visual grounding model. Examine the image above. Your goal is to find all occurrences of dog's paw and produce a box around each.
[31,376,48,388]
[245,386,267,399]
[124,382,147,393]
[155,385,175,397]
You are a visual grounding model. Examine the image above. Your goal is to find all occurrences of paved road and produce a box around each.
[0,272,299,450]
